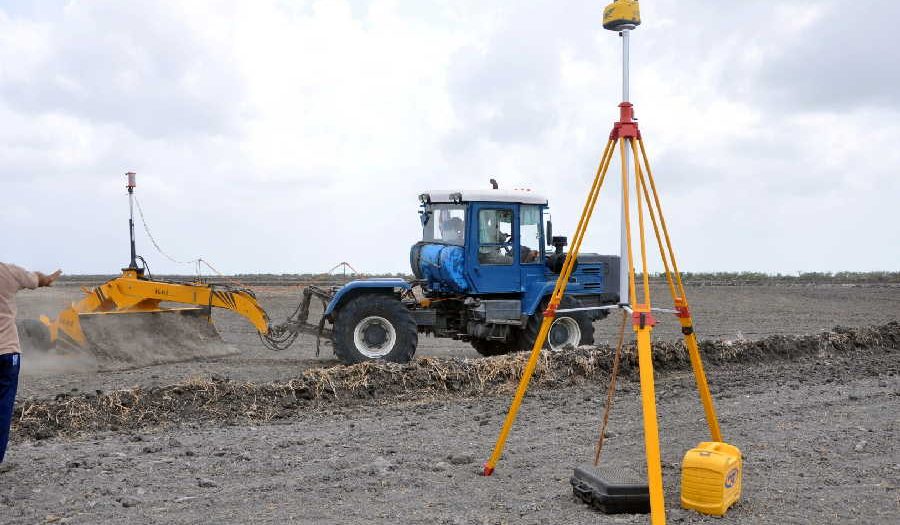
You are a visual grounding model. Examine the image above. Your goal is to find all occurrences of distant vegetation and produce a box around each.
[55,272,410,287]
[666,271,900,285]
[57,271,900,287]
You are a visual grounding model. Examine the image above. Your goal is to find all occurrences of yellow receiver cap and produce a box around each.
[603,0,641,31]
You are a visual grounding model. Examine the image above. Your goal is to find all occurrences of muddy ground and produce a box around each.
[3,282,899,524]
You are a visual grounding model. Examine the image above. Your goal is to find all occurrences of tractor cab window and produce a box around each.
[478,209,514,265]
[422,204,466,246]
[519,205,542,263]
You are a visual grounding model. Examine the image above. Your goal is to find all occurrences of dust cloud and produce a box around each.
[20,348,97,376]
[78,311,238,371]
[17,310,237,375]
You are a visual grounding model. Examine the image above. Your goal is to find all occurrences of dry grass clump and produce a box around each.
[14,322,898,440]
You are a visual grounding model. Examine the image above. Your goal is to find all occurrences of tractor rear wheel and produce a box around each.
[520,296,594,352]
[333,294,418,364]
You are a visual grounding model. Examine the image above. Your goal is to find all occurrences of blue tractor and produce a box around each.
[264,188,620,364]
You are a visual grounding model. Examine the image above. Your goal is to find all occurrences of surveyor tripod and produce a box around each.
[482,10,727,525]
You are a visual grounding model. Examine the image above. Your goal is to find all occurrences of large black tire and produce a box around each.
[333,294,418,364]
[470,339,515,357]
[16,319,53,352]
[519,296,594,352]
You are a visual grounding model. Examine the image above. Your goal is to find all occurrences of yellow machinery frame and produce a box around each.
[41,268,270,348]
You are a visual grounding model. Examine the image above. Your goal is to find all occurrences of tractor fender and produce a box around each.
[523,283,557,316]
[324,279,411,318]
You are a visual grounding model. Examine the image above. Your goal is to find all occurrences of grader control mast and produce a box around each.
[22,173,310,354]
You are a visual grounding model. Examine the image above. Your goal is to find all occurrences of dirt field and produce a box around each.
[3,282,899,524]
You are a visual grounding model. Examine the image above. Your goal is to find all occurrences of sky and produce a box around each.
[1,0,898,275]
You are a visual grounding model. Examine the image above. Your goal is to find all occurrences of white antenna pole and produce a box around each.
[618,30,631,306]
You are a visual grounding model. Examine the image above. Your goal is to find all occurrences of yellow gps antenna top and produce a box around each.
[603,0,641,31]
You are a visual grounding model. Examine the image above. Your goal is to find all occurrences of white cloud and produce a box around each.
[1,0,897,275]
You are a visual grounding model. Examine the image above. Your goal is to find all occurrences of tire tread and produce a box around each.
[333,294,417,364]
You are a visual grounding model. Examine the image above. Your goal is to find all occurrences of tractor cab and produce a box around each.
[411,189,552,295]
[320,187,618,364]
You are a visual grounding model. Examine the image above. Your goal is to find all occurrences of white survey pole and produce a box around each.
[618,29,631,306]
[622,29,630,100]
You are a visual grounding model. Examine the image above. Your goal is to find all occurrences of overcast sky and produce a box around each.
[2,0,898,275]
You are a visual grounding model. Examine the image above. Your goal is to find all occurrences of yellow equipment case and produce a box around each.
[680,441,742,516]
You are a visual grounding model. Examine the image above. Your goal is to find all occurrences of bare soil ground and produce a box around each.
[3,282,899,524]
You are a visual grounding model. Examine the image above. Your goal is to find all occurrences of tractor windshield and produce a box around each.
[422,204,466,246]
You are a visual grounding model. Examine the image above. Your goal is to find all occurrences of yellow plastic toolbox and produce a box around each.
[680,441,742,516]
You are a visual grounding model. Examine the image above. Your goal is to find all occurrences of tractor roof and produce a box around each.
[420,189,548,205]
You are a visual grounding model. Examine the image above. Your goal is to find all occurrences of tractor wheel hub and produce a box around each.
[548,317,581,351]
[353,316,397,358]
[363,324,387,346]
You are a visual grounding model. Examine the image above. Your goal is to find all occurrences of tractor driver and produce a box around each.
[0,263,61,468]
[521,246,539,263]
[439,216,465,245]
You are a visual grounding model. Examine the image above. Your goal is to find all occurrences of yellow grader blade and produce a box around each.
[24,269,271,368]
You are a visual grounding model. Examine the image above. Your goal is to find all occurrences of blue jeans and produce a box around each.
[0,352,20,464]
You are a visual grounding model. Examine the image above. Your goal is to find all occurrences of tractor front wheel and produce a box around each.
[333,294,418,364]
[520,296,594,352]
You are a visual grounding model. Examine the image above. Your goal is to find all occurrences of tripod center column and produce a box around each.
[618,29,632,307]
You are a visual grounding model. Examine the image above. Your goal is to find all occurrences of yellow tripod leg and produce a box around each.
[637,137,723,443]
[634,307,666,525]
[676,301,723,442]
[482,313,555,475]
[483,138,617,475]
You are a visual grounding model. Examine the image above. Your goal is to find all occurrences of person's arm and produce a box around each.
[5,264,61,290]
[36,269,62,288]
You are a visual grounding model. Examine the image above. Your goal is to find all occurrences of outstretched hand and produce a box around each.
[37,269,62,287]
